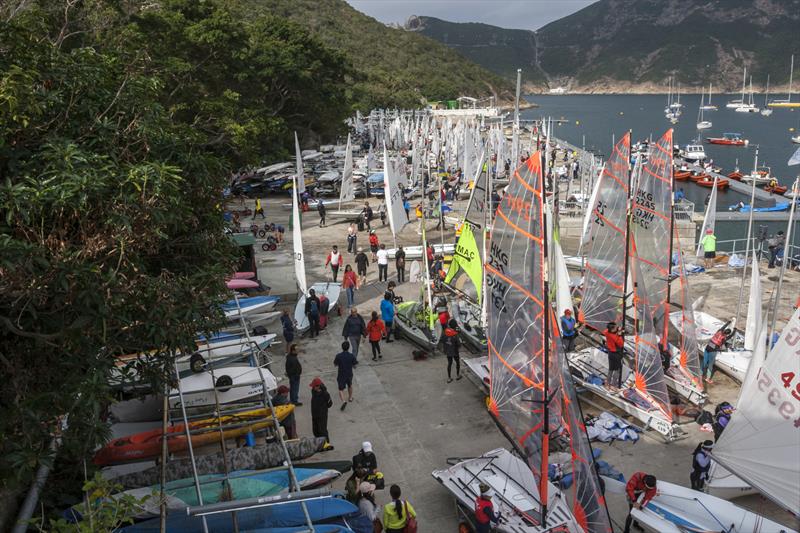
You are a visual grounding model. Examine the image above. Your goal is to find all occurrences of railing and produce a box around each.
[698,237,799,263]
[674,199,695,221]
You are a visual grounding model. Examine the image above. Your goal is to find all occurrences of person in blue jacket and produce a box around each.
[380,292,395,343]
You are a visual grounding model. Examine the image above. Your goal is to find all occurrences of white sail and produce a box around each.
[291,174,307,296]
[553,240,574,318]
[383,142,408,240]
[743,258,762,351]
[294,131,305,195]
[339,133,355,206]
[712,307,800,518]
[695,176,717,257]
[579,163,604,255]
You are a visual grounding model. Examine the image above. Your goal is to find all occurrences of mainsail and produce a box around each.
[486,153,556,520]
[672,251,704,388]
[631,130,673,339]
[579,132,631,331]
[696,177,718,257]
[291,173,307,296]
[383,142,408,240]
[712,307,800,517]
[743,257,762,351]
[294,132,305,195]
[553,240,574,319]
[339,133,355,206]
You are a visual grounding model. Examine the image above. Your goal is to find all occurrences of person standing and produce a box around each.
[767,230,785,269]
[342,264,358,308]
[347,223,357,253]
[285,344,302,406]
[305,288,321,338]
[623,472,657,533]
[325,245,342,282]
[378,200,387,226]
[395,245,406,283]
[253,197,265,219]
[441,319,461,382]
[334,341,357,410]
[376,243,389,282]
[355,247,369,285]
[367,311,386,361]
[702,324,731,384]
[357,481,381,531]
[701,228,717,270]
[690,440,714,490]
[403,198,411,221]
[380,292,395,342]
[317,200,326,227]
[341,307,367,361]
[386,280,403,304]
[280,309,295,355]
[272,385,297,438]
[603,322,624,389]
[309,377,333,449]
[383,484,416,533]
[474,483,502,533]
[713,403,734,441]
[560,309,577,352]
[369,231,379,262]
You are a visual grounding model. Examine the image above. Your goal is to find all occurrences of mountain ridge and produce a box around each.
[406,0,800,93]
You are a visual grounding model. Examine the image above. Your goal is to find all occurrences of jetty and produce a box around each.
[676,157,793,202]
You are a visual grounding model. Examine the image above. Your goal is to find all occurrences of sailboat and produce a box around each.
[290,161,341,334]
[768,54,798,108]
[761,75,773,116]
[726,67,747,109]
[433,153,612,533]
[700,83,717,111]
[696,89,712,129]
[735,76,760,113]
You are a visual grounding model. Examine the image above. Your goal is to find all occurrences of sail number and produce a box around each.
[487,241,509,313]
[757,369,799,425]
[593,201,605,227]
[631,188,656,230]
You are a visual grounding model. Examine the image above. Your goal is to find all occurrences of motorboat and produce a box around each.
[682,143,707,162]
[706,132,748,146]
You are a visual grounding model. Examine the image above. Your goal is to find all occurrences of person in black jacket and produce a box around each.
[352,441,378,475]
[317,200,326,227]
[305,288,321,338]
[310,377,333,449]
[341,307,367,361]
[285,344,302,406]
[690,440,713,490]
[272,385,297,439]
[395,247,406,283]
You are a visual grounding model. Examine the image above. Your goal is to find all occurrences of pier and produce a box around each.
[676,157,792,203]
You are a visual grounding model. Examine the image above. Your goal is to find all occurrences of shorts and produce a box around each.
[370,245,378,253]
[337,376,352,390]
[284,331,294,344]
[704,251,716,259]
[357,267,367,276]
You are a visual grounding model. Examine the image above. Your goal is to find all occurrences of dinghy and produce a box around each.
[168,366,278,410]
[222,295,279,319]
[394,300,439,352]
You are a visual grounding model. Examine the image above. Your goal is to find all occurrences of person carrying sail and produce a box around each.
[603,322,624,389]
[690,440,714,490]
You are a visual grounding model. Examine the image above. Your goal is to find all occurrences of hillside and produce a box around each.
[406,0,800,93]
[242,0,513,108]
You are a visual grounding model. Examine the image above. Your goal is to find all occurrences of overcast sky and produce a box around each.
[346,0,597,31]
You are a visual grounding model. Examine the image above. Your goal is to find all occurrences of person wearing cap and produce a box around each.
[309,377,333,449]
[560,308,578,353]
[474,483,502,533]
[352,441,378,476]
[271,385,297,439]
[357,480,381,527]
[355,247,369,285]
[380,291,395,342]
[713,402,734,441]
[701,227,716,270]
[690,440,714,490]
[334,341,357,410]
[603,322,624,389]
[623,472,657,533]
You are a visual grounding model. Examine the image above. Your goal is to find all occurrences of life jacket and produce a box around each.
[710,330,726,347]
[692,448,711,475]
[474,496,493,524]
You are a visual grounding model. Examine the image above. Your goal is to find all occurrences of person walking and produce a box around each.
[309,377,333,449]
[325,245,342,282]
[334,341,357,410]
[272,385,297,438]
[347,223,357,253]
[305,288,321,338]
[403,198,411,220]
[701,228,717,270]
[603,322,624,389]
[317,200,326,227]
[386,280,403,304]
[623,472,657,533]
[395,245,406,283]
[355,247,369,285]
[369,231,379,262]
[380,292,395,342]
[378,200,387,226]
[767,230,786,268]
[366,311,387,361]
[341,307,367,361]
[690,440,714,490]
[383,484,416,533]
[357,481,381,531]
[362,202,374,230]
[560,309,577,352]
[376,243,389,282]
[342,264,358,308]
[253,197,265,219]
[441,319,461,382]
[280,309,295,355]
[474,483,502,533]
[285,344,302,406]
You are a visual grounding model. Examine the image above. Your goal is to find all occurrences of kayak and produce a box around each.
[93,405,294,466]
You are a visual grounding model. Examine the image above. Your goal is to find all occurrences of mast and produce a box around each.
[665,191,675,348]
[514,69,522,126]
[734,147,759,326]
[539,151,551,526]
[621,144,636,334]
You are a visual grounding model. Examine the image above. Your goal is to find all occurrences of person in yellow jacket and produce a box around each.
[383,484,416,533]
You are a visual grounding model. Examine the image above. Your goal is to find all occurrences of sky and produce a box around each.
[345,0,597,31]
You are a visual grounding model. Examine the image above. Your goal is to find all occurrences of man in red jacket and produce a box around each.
[624,472,657,533]
[474,483,502,533]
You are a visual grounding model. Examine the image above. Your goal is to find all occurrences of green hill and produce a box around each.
[242,0,513,108]
[407,0,800,92]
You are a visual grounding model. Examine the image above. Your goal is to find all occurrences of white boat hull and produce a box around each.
[706,462,757,500]
[198,333,277,359]
[464,355,490,392]
[294,282,342,334]
[387,243,454,260]
[223,298,278,320]
[713,349,751,383]
[168,366,277,409]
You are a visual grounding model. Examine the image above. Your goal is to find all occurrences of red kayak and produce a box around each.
[697,178,729,190]
[673,170,692,181]
[727,171,743,180]
[764,184,788,194]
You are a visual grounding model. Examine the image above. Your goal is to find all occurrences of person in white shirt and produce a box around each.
[325,245,342,282]
[376,244,389,282]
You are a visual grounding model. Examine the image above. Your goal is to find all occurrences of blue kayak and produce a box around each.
[729,202,791,213]
[119,495,357,532]
[221,296,279,312]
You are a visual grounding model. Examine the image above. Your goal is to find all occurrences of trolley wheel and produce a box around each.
[262,243,271,251]
[267,223,276,232]
[458,522,473,533]
[258,229,267,238]
[268,243,277,251]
